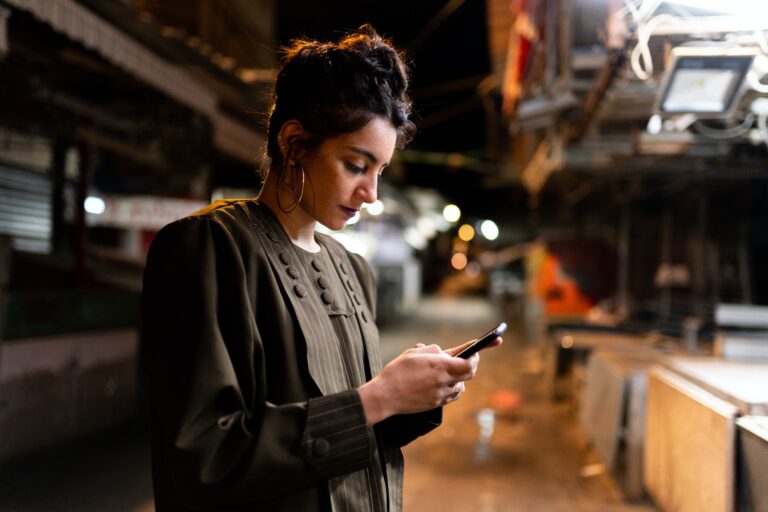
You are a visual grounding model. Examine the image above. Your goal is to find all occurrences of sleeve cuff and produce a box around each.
[300,390,375,479]
[377,407,443,447]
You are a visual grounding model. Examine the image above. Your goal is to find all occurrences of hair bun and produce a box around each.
[264,24,415,177]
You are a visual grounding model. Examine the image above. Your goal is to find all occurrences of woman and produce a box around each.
[141,25,501,511]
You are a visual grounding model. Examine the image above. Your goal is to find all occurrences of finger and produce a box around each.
[408,343,441,355]
[417,344,443,354]
[483,336,503,350]
[467,352,480,374]
[445,382,464,404]
[442,355,473,372]
[444,339,477,357]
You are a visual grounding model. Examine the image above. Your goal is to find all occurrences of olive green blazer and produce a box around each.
[141,200,440,511]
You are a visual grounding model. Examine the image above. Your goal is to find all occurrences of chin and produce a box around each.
[327,220,348,231]
[318,217,347,231]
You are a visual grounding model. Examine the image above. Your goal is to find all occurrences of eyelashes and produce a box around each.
[345,161,387,179]
[345,162,366,174]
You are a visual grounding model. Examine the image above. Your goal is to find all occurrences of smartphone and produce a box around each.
[455,322,507,359]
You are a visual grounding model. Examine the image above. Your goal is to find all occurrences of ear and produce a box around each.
[278,120,307,162]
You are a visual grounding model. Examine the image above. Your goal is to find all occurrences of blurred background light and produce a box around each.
[451,252,468,270]
[479,220,499,241]
[84,196,106,215]
[364,200,384,216]
[465,261,482,278]
[442,204,461,223]
[331,232,372,258]
[416,216,437,239]
[458,223,475,242]
[404,226,427,250]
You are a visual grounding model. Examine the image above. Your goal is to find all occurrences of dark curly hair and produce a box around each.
[263,24,415,179]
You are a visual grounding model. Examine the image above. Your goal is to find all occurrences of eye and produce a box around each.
[345,161,366,174]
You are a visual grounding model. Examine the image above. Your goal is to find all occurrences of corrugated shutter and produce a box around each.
[0,163,51,253]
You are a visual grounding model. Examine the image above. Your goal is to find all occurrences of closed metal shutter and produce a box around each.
[0,163,51,254]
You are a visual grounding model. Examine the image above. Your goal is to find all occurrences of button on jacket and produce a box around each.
[140,200,441,511]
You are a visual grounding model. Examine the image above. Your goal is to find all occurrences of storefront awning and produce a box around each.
[4,0,264,163]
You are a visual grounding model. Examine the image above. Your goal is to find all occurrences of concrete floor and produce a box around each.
[384,296,656,512]
[0,295,656,511]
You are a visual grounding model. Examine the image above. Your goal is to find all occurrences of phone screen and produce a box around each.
[456,322,507,359]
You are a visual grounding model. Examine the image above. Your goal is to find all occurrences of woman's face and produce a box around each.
[299,116,397,230]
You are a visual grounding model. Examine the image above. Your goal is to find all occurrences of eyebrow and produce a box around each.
[348,146,389,167]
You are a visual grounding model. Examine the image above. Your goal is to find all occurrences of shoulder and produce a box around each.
[148,199,262,262]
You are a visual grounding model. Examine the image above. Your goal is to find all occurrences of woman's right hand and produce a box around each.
[357,344,475,426]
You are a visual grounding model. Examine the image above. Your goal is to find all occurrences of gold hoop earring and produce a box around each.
[276,163,305,214]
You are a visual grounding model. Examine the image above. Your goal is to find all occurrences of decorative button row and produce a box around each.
[276,249,306,299]
[334,266,367,324]
[310,258,335,308]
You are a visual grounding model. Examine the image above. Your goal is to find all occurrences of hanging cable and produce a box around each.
[630,14,681,80]
[692,113,755,139]
[747,71,768,94]
[757,113,768,149]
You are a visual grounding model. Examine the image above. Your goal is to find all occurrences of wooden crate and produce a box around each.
[665,357,768,416]
[580,349,660,500]
[736,416,768,512]
[644,367,739,512]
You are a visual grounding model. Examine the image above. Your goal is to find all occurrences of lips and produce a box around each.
[340,206,358,218]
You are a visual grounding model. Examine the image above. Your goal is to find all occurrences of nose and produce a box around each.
[357,173,378,204]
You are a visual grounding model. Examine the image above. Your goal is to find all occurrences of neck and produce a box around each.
[259,172,320,252]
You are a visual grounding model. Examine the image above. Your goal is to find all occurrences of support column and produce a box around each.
[75,142,92,285]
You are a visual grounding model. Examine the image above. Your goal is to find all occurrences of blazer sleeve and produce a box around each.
[141,217,375,509]
[346,252,443,447]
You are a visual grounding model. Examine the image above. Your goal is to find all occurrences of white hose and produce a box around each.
[692,113,755,139]
[631,14,682,80]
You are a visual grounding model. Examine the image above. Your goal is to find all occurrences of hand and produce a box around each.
[358,344,474,426]
[444,336,503,375]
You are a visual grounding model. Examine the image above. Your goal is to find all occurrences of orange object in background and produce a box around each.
[535,252,593,316]
[526,244,593,317]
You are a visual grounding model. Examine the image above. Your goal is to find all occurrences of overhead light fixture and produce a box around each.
[654,46,759,119]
